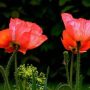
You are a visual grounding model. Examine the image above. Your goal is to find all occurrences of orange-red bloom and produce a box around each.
[0,18,48,54]
[61,13,90,53]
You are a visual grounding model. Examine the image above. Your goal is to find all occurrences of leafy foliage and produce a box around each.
[17,64,46,90]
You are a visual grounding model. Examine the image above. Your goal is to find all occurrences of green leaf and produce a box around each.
[44,66,49,90]
[0,66,11,90]
[0,2,7,8]
[30,0,41,5]
[59,0,70,6]
[82,0,90,7]
[55,84,71,90]
[11,11,20,18]
[3,12,10,18]
[51,24,62,37]
[61,6,74,12]
[40,42,53,52]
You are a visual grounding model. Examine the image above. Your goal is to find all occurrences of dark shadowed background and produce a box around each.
[0,0,90,85]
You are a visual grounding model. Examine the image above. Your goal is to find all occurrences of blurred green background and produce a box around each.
[0,0,90,86]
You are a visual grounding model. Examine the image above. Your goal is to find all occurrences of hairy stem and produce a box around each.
[6,51,17,77]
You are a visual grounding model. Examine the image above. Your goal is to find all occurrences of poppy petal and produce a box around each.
[9,18,48,54]
[0,29,11,48]
[28,34,48,49]
[61,13,74,27]
[31,23,43,35]
[5,47,14,53]
[80,40,90,52]
[61,30,76,50]
[9,18,32,40]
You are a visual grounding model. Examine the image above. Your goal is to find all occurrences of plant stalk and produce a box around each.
[63,51,70,85]
[75,42,80,90]
[0,66,11,90]
[14,51,20,90]
[70,53,74,89]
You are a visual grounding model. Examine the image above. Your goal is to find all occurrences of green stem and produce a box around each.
[65,61,70,85]
[63,51,70,85]
[75,42,80,90]
[14,52,20,90]
[22,79,26,90]
[44,66,49,90]
[0,65,11,90]
[6,44,19,77]
[6,51,17,77]
[32,71,36,90]
[70,53,74,89]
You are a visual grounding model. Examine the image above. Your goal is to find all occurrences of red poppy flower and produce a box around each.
[0,18,48,54]
[61,13,90,53]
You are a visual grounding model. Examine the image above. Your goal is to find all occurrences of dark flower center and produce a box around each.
[10,42,20,50]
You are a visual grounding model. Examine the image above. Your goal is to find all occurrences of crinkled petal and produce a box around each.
[16,32,30,54]
[61,30,76,50]
[28,34,48,49]
[19,48,27,54]
[9,18,48,54]
[80,40,90,52]
[9,18,33,40]
[9,18,43,41]
[0,29,11,48]
[5,47,14,53]
[61,13,90,41]
[61,13,73,27]
[31,23,43,35]
[82,20,90,40]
